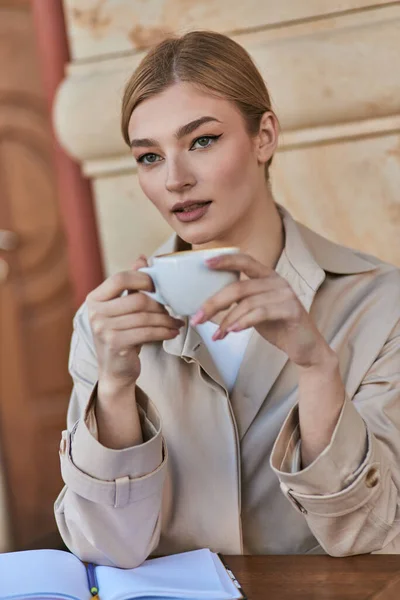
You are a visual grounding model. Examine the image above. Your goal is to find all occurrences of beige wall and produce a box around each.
[55,0,400,275]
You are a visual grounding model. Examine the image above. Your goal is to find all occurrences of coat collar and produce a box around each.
[154,204,377,439]
[152,204,377,279]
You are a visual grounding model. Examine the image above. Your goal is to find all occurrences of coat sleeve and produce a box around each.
[54,304,167,568]
[270,319,400,556]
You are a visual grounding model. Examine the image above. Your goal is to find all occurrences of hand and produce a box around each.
[191,252,331,368]
[193,252,344,466]
[87,256,185,389]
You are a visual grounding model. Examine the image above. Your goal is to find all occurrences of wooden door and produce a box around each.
[0,0,74,550]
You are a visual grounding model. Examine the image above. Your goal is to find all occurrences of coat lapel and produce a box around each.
[163,317,228,392]
[229,331,289,440]
[230,239,326,441]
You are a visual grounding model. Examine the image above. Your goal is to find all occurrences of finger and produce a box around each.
[107,326,181,350]
[117,256,153,301]
[215,291,281,337]
[225,306,267,335]
[191,278,274,325]
[91,290,168,318]
[132,255,149,270]
[88,269,153,302]
[104,312,185,332]
[218,301,290,340]
[205,253,272,279]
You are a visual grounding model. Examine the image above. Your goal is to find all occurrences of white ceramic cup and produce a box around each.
[138,247,240,316]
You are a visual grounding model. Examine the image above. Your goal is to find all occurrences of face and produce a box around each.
[128,82,275,247]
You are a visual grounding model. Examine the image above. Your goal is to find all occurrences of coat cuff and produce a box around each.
[64,383,164,482]
[59,426,167,508]
[271,394,368,495]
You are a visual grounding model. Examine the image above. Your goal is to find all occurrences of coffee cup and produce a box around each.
[138,247,240,316]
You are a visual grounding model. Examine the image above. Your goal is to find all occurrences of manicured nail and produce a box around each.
[212,329,222,341]
[205,257,220,266]
[190,310,205,325]
[227,323,241,332]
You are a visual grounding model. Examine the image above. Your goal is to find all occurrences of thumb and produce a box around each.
[132,254,149,271]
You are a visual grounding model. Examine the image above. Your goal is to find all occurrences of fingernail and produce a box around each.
[205,257,220,266]
[212,329,223,341]
[190,310,205,326]
[227,323,240,332]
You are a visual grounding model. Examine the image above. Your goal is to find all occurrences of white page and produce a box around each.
[0,549,89,600]
[210,554,243,598]
[96,549,241,600]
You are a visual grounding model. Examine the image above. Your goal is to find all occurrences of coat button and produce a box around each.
[59,431,68,455]
[365,467,380,488]
[59,438,66,455]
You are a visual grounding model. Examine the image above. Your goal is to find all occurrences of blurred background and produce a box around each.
[0,0,399,553]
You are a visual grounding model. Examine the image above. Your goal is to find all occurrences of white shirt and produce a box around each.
[195,321,253,393]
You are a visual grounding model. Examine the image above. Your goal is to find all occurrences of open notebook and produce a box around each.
[0,548,246,600]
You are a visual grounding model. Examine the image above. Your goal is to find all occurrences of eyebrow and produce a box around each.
[129,116,222,148]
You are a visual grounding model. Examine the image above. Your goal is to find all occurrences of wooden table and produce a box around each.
[224,555,400,599]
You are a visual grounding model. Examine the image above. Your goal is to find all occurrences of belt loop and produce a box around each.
[114,476,130,508]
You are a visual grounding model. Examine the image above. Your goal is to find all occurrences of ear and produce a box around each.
[254,111,279,166]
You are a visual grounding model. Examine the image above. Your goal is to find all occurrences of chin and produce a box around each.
[174,222,231,247]
[176,230,214,246]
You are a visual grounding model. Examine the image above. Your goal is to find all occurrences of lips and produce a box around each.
[173,201,212,223]
[172,200,212,213]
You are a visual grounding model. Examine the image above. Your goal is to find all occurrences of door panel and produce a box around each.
[0,1,74,550]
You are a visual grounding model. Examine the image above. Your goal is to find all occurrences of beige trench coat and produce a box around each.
[55,206,400,568]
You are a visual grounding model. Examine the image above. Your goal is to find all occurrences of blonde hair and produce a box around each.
[121,30,276,176]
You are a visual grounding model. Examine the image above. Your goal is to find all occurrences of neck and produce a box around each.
[193,185,284,270]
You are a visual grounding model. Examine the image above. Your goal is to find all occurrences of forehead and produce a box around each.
[128,82,242,140]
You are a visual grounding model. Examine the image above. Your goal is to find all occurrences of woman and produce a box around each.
[55,31,400,567]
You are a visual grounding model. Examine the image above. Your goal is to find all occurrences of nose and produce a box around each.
[165,156,196,193]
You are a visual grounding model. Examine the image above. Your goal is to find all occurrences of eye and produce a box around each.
[137,153,162,166]
[190,134,222,150]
